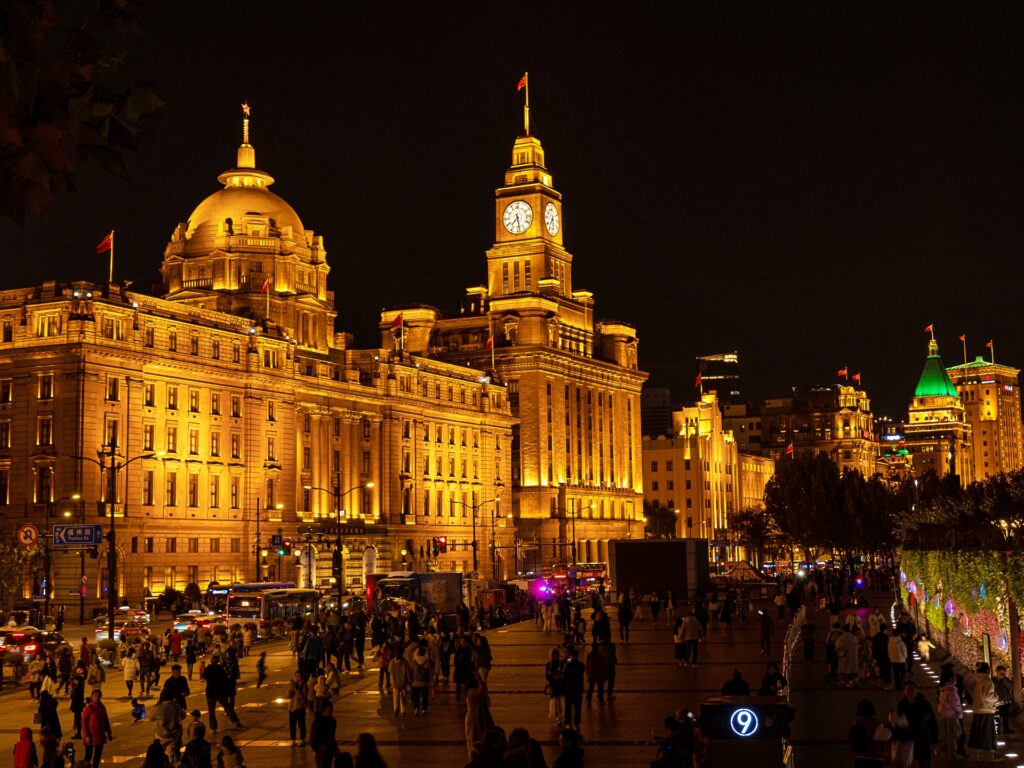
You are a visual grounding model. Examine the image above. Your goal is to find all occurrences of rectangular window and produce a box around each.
[2,320,12,342]
[362,419,371,439]
[0,468,9,505]
[166,426,178,453]
[210,432,220,457]
[211,393,221,415]
[362,451,371,474]
[144,383,155,407]
[104,418,118,448]
[166,473,177,506]
[267,401,276,422]
[188,474,198,507]
[230,539,241,554]
[167,537,177,553]
[189,389,200,412]
[145,537,154,553]
[106,377,119,401]
[267,436,276,461]
[0,380,11,403]
[0,421,10,449]
[332,450,340,471]
[212,340,220,360]
[209,475,220,508]
[39,374,53,400]
[101,317,122,340]
[302,446,311,470]
[188,537,199,553]
[189,429,199,455]
[303,414,311,433]
[142,470,154,506]
[233,344,240,363]
[231,396,241,418]
[230,433,240,459]
[36,314,60,337]
[37,416,53,446]
[144,327,155,347]
[230,477,239,508]
[131,537,139,554]
[143,424,154,451]
[167,386,178,410]
[168,332,177,352]
[210,538,220,553]
[190,336,199,355]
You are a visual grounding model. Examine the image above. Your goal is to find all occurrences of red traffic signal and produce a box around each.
[437,536,447,553]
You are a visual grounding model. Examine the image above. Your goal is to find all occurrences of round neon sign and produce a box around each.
[729,708,760,737]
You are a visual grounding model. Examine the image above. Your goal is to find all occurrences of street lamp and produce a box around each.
[452,490,503,575]
[44,494,80,619]
[303,482,373,610]
[74,442,161,643]
[553,505,593,565]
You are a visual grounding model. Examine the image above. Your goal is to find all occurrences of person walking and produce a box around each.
[871,625,891,688]
[966,661,1001,761]
[681,609,703,667]
[649,593,662,628]
[185,641,198,681]
[598,638,617,700]
[463,674,493,763]
[836,626,860,685]
[561,647,585,731]
[994,664,1015,735]
[472,635,492,684]
[545,647,564,723]
[895,680,938,768]
[202,654,242,734]
[617,595,634,643]
[152,689,183,764]
[886,626,908,688]
[409,645,433,716]
[847,698,889,768]
[585,643,606,707]
[672,617,687,667]
[387,648,409,716]
[81,689,113,768]
[665,591,677,624]
[86,658,105,692]
[69,669,86,739]
[287,670,308,746]
[936,667,963,761]
[309,700,338,768]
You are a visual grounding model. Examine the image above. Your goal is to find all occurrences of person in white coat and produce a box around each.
[836,626,860,684]
[122,648,141,698]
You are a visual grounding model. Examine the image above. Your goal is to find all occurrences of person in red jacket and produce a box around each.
[82,689,113,768]
[12,726,37,768]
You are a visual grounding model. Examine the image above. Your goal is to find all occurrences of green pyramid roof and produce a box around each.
[915,339,959,398]
[947,355,992,371]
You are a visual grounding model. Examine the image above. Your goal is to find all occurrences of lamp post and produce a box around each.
[304,482,373,610]
[74,441,160,643]
[553,505,593,565]
[452,491,502,575]
[44,494,80,619]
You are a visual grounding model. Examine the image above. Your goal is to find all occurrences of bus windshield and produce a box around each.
[226,588,318,634]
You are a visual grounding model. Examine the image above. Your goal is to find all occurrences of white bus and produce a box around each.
[226,588,318,637]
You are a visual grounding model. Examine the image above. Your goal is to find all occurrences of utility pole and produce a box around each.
[254,496,262,582]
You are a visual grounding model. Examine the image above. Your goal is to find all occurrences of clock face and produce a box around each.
[544,202,560,235]
[502,200,533,234]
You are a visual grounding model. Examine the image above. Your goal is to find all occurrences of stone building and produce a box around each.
[0,113,515,613]
[946,355,1022,479]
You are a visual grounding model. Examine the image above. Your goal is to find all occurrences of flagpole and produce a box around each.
[109,230,115,283]
[401,316,405,354]
[962,335,967,368]
[265,278,270,320]
[523,71,530,136]
[990,340,995,365]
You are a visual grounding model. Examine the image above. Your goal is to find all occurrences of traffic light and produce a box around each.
[437,536,447,553]
[332,549,342,578]
[431,537,439,557]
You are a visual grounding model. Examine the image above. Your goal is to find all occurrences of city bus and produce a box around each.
[205,581,295,613]
[226,587,317,637]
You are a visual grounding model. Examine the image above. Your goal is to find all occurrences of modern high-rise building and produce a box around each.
[641,387,673,437]
[0,111,518,611]
[903,339,973,482]
[946,356,1022,479]
[384,104,648,571]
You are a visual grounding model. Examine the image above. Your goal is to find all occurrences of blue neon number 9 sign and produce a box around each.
[729,708,760,737]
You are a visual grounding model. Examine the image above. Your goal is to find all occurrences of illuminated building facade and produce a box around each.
[384,112,647,572]
[642,392,775,563]
[0,114,515,610]
[723,384,877,476]
[946,356,1022,479]
[903,339,973,482]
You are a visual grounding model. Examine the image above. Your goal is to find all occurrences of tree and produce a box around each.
[0,0,163,221]
[729,507,779,566]
[643,500,678,538]
[0,536,40,611]
[183,582,202,608]
[763,452,843,561]
[157,586,182,615]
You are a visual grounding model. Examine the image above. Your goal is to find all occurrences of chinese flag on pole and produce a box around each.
[836,367,848,378]
[96,231,113,253]
[986,340,993,348]
[852,372,861,383]
[485,336,493,350]
[260,277,270,293]
[959,334,966,342]
[924,324,933,333]
[694,372,702,389]
[784,443,794,456]
[516,73,527,91]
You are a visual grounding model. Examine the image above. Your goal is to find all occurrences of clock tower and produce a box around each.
[487,128,572,298]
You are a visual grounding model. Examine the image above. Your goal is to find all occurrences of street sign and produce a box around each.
[270,534,283,547]
[52,524,104,547]
[17,524,38,547]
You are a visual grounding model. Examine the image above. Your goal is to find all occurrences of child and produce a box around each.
[197,659,206,680]
[130,697,147,724]
[256,652,267,689]
[12,727,37,768]
[184,709,204,745]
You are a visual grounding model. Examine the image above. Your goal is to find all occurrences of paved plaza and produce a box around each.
[0,594,1019,766]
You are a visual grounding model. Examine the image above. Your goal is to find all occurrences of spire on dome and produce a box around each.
[915,337,959,398]
[237,101,255,170]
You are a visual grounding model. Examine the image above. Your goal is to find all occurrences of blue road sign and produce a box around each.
[52,524,104,547]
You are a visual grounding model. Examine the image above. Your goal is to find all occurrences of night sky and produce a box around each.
[3,3,1024,419]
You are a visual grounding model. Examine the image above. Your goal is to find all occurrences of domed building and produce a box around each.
[161,107,334,350]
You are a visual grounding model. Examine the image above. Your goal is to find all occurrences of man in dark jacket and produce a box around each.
[871,627,891,687]
[591,608,611,644]
[202,655,241,734]
[161,664,190,711]
[504,727,548,768]
[561,648,585,730]
[896,680,938,768]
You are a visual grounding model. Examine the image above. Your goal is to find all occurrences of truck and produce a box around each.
[607,539,710,597]
[372,571,464,616]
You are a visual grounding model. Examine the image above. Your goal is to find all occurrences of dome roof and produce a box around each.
[914,339,959,398]
[186,183,304,238]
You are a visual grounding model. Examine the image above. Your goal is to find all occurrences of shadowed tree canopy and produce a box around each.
[0,0,162,221]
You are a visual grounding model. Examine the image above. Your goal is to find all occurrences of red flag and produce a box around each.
[836,367,848,378]
[392,313,403,329]
[516,73,527,91]
[959,334,966,342]
[986,340,993,348]
[852,372,861,382]
[694,372,702,389]
[784,443,793,456]
[260,277,270,294]
[96,231,113,253]
[485,336,493,350]
[924,324,933,333]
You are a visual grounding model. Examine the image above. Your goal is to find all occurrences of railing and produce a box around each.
[182,279,212,289]
[295,282,317,295]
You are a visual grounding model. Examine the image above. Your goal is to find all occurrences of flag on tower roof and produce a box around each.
[516,73,527,91]
[96,231,113,254]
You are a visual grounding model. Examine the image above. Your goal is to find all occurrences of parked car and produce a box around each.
[0,627,72,662]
